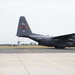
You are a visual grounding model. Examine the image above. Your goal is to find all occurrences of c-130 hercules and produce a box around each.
[17,16,75,49]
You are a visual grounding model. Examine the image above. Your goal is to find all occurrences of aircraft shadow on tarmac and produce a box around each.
[0,48,75,53]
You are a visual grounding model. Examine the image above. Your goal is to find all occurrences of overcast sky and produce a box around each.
[0,0,75,44]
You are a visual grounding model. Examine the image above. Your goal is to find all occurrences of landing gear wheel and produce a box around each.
[55,46,65,49]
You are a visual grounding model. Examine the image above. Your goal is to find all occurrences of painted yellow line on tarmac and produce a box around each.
[37,54,74,73]
[0,73,6,75]
[45,59,73,73]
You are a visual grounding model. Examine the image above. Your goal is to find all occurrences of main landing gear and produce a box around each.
[55,46,65,49]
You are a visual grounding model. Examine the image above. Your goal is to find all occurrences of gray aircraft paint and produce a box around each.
[17,16,32,37]
[17,16,75,49]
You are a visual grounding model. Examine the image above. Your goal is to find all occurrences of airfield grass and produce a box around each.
[0,45,53,49]
[0,45,74,49]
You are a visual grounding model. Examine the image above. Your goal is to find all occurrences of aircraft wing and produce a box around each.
[53,33,75,40]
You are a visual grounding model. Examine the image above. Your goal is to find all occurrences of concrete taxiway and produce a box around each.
[0,48,75,75]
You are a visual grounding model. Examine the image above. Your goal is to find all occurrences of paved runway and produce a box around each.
[0,48,75,75]
[0,47,75,53]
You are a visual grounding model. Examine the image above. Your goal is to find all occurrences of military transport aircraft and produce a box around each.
[17,16,75,49]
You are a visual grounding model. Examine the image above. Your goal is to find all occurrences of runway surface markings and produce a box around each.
[24,50,31,53]
[37,54,74,73]
[17,53,30,75]
[46,58,73,72]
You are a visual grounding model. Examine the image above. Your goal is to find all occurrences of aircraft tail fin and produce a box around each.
[17,16,33,37]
